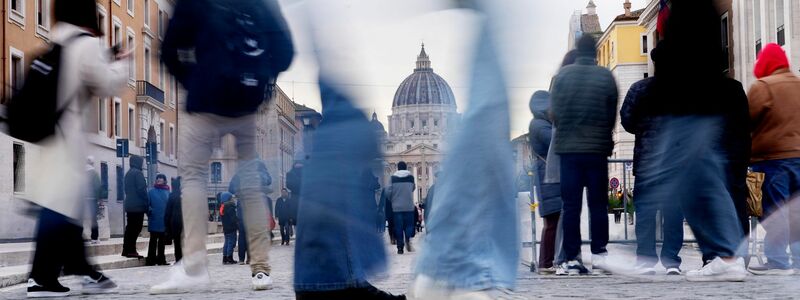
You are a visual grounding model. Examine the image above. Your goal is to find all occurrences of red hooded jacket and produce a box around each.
[754,43,789,79]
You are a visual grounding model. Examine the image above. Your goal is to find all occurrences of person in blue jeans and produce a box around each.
[550,34,619,275]
[389,161,416,255]
[219,192,238,265]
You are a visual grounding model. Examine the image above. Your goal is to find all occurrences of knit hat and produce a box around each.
[754,43,790,79]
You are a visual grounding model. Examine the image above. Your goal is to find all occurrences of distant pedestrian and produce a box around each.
[421,171,440,231]
[286,162,304,226]
[746,43,800,276]
[165,177,184,262]
[25,0,129,296]
[146,174,171,266]
[85,156,106,244]
[229,159,274,265]
[275,188,294,245]
[123,155,148,259]
[528,90,564,274]
[551,34,619,275]
[388,161,416,254]
[219,192,239,265]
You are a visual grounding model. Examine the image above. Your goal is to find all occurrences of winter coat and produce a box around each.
[165,178,183,240]
[389,170,416,212]
[528,91,563,217]
[620,77,657,176]
[551,56,619,155]
[275,197,294,225]
[219,193,238,234]
[748,70,800,162]
[286,166,303,221]
[26,23,128,221]
[147,185,170,233]
[124,156,149,213]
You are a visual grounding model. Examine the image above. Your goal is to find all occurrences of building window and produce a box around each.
[756,40,762,58]
[210,162,222,183]
[143,0,150,27]
[128,107,135,139]
[100,162,109,199]
[113,21,122,45]
[98,98,107,132]
[754,0,761,59]
[169,125,175,156]
[641,34,648,54]
[114,100,121,137]
[97,7,107,38]
[36,0,50,30]
[721,13,730,73]
[434,119,439,127]
[410,121,415,129]
[9,0,24,24]
[127,29,136,83]
[422,120,427,128]
[407,145,411,150]
[776,0,785,45]
[144,46,151,81]
[158,10,164,38]
[159,121,165,151]
[171,76,177,107]
[433,144,438,149]
[13,144,25,193]
[159,62,165,89]
[116,165,124,201]
[10,49,24,94]
[127,0,134,16]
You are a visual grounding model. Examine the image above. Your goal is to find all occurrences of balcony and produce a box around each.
[136,80,165,112]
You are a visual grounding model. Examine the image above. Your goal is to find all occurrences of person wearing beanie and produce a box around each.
[747,43,800,276]
[550,34,619,275]
[146,174,171,266]
[218,192,239,265]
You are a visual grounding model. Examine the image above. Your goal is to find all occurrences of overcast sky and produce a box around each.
[275,0,648,138]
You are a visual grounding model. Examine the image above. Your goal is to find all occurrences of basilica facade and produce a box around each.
[372,45,460,204]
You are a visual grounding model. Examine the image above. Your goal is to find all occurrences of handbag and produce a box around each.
[745,171,765,217]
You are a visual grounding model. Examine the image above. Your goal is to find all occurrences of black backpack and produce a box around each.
[4,33,91,143]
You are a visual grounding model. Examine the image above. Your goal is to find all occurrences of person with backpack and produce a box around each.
[153,0,294,294]
[20,0,130,297]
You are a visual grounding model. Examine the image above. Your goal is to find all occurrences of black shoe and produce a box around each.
[27,279,70,298]
[145,258,157,266]
[82,274,117,294]
[122,252,144,259]
[563,260,590,275]
[405,239,414,252]
[397,248,404,255]
[350,284,406,300]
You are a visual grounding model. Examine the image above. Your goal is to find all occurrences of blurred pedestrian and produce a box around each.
[146,174,171,266]
[165,177,184,262]
[528,90,563,275]
[229,160,274,265]
[122,155,148,259]
[422,171,440,231]
[275,188,294,245]
[389,161,416,254]
[153,0,293,293]
[25,0,129,296]
[219,192,239,265]
[551,34,618,275]
[85,156,105,244]
[377,187,390,234]
[621,45,684,276]
[286,162,303,227]
[747,43,800,276]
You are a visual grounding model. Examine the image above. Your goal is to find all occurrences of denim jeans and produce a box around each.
[560,153,609,260]
[415,23,519,291]
[751,158,800,269]
[393,212,415,250]
[633,181,684,269]
[223,232,237,257]
[238,225,248,262]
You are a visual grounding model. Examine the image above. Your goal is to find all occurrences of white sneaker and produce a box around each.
[592,254,610,275]
[149,262,211,294]
[554,265,568,276]
[632,263,656,275]
[666,267,682,276]
[686,257,748,282]
[252,272,273,291]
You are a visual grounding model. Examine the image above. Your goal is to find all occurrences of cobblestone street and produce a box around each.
[2,238,800,299]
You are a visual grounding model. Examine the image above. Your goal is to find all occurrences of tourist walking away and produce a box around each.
[422,171,440,231]
[219,192,239,265]
[529,90,564,275]
[621,45,684,276]
[747,43,800,276]
[377,187,390,234]
[165,177,184,262]
[636,0,749,282]
[275,189,294,245]
[385,187,396,244]
[123,155,148,259]
[410,5,521,298]
[550,34,618,275]
[389,161,416,254]
[20,0,130,296]
[85,156,106,244]
[229,160,274,264]
[287,162,303,228]
[147,174,171,266]
[153,0,294,293]
[293,80,403,300]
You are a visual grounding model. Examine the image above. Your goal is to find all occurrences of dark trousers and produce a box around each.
[387,217,396,242]
[634,182,684,269]
[173,234,183,262]
[123,212,145,254]
[30,208,101,286]
[280,223,293,244]
[89,203,99,241]
[238,226,248,262]
[147,232,167,263]
[752,158,800,268]
[393,212,415,250]
[539,213,561,268]
[560,154,609,261]
[90,225,99,241]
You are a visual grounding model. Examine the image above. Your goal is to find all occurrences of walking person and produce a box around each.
[286,162,303,229]
[146,174,171,266]
[528,90,563,274]
[422,171,440,231]
[165,177,184,263]
[229,160,274,264]
[23,0,129,296]
[550,34,619,275]
[153,0,294,293]
[85,156,106,244]
[746,43,800,275]
[122,155,148,259]
[385,188,397,244]
[389,161,416,254]
[219,192,239,265]
[621,45,684,275]
[275,189,294,245]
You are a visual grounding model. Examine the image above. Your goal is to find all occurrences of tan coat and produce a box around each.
[747,69,800,162]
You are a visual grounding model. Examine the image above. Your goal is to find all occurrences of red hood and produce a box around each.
[755,43,790,79]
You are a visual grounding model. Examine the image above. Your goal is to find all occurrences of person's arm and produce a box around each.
[137,174,149,204]
[620,81,642,134]
[161,0,199,85]
[606,74,620,131]
[549,74,564,127]
[79,39,129,98]
[747,80,771,132]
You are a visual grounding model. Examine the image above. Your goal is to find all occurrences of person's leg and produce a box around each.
[554,211,567,265]
[280,224,288,243]
[660,200,684,270]
[403,212,415,244]
[91,209,99,241]
[585,154,609,255]
[174,234,183,262]
[30,209,68,287]
[560,154,584,261]
[123,213,143,254]
[157,233,167,263]
[754,161,792,269]
[539,213,560,268]
[147,233,158,264]
[633,183,658,267]
[61,211,102,279]
[393,212,406,251]
[238,227,248,262]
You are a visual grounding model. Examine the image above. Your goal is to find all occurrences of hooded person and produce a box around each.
[85,156,105,244]
[528,90,564,273]
[388,161,416,254]
[146,174,171,266]
[165,177,184,262]
[747,43,800,275]
[122,155,148,258]
[219,192,239,265]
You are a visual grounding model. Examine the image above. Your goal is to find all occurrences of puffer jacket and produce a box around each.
[528,91,562,217]
[551,56,619,155]
[124,155,149,213]
[620,77,656,176]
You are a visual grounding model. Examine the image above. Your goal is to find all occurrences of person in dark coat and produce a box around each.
[228,160,274,264]
[286,162,304,225]
[165,177,183,262]
[422,171,441,232]
[123,155,148,258]
[528,90,564,273]
[620,45,685,275]
[219,192,238,265]
[146,174,171,266]
[275,188,294,245]
[551,34,619,275]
